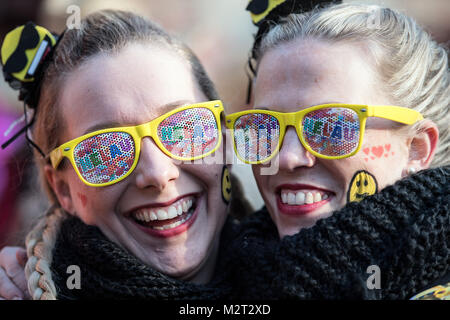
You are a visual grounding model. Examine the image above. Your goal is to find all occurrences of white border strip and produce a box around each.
[27,40,48,76]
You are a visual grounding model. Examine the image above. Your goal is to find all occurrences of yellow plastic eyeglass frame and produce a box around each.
[48,100,224,187]
[225,103,423,164]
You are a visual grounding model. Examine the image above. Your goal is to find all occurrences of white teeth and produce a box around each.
[156,209,168,220]
[183,199,193,213]
[167,206,178,219]
[287,193,296,205]
[305,192,314,204]
[151,211,193,230]
[314,193,322,202]
[132,197,196,222]
[295,192,305,205]
[281,190,329,205]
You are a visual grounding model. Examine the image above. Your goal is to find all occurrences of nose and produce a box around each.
[277,127,316,171]
[133,137,179,190]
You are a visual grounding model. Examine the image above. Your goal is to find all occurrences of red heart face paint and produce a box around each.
[363,144,396,162]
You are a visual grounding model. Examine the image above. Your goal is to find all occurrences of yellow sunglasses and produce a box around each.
[225,103,423,164]
[49,100,224,187]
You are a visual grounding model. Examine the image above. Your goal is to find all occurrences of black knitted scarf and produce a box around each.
[50,215,237,300]
[228,166,450,299]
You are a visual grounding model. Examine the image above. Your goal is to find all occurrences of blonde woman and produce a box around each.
[226,2,449,299]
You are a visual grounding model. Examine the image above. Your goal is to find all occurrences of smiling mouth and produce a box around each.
[280,190,331,205]
[129,195,198,231]
[275,184,334,216]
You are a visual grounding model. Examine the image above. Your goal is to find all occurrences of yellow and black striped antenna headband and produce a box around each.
[1,22,64,155]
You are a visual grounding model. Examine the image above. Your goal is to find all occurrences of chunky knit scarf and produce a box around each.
[24,172,251,300]
[228,166,450,299]
[48,215,237,300]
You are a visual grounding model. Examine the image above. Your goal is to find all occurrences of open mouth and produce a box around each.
[127,194,199,237]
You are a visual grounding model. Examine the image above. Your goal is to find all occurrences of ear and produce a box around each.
[44,163,75,214]
[406,120,439,171]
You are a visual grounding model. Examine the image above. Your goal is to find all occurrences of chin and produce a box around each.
[140,246,207,278]
[272,206,336,238]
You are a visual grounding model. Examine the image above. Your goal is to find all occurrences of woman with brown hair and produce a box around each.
[0,9,250,299]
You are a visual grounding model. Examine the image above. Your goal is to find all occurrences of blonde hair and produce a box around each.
[254,3,449,167]
[33,10,218,203]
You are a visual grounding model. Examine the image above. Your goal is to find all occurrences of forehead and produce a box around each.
[253,38,385,110]
[59,43,205,139]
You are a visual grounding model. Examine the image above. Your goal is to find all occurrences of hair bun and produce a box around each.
[1,21,57,108]
[246,0,340,26]
[246,0,288,25]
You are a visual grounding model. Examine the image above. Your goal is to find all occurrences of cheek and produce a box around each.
[359,132,409,185]
[361,142,396,162]
[69,178,120,225]
[64,169,93,212]
[71,188,98,224]
[76,192,88,208]
[182,163,222,193]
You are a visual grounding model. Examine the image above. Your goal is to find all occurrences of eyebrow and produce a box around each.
[82,100,192,135]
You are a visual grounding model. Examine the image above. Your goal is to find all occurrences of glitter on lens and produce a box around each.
[302,108,360,156]
[157,108,218,159]
[74,132,135,184]
[233,113,280,162]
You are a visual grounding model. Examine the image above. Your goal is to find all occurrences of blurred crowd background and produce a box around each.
[0,0,448,247]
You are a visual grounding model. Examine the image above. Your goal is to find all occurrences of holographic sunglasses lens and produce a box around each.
[157,107,219,159]
[74,132,136,185]
[233,113,280,162]
[302,108,360,157]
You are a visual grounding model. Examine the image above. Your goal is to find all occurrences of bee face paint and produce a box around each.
[347,170,378,203]
[221,166,232,204]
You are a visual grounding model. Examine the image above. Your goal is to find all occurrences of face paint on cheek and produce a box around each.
[347,170,378,203]
[77,192,88,208]
[363,144,396,162]
[221,166,232,204]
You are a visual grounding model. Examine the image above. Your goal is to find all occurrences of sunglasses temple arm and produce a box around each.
[368,107,423,125]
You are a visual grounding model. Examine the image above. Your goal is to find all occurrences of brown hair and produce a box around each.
[33,9,219,203]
